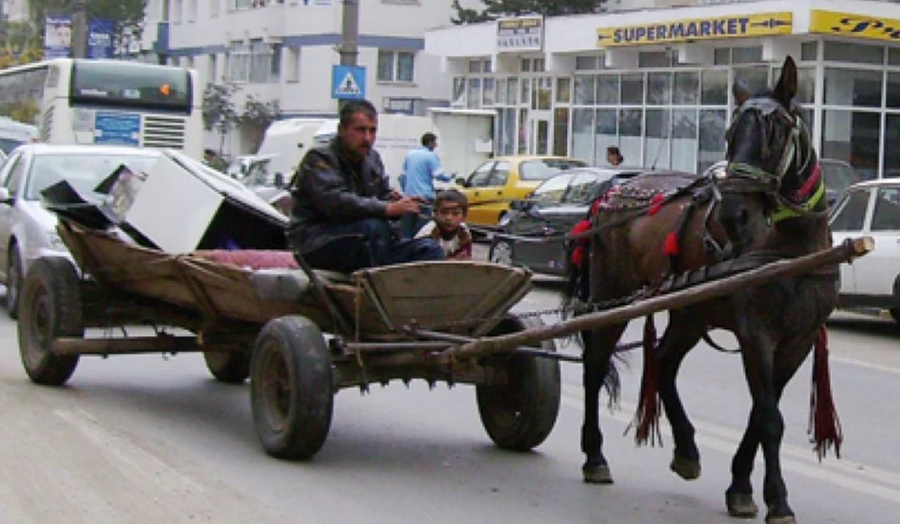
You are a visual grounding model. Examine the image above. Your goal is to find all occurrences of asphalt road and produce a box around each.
[1,258,900,523]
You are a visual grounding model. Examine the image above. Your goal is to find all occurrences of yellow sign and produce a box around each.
[597,12,793,47]
[810,10,900,41]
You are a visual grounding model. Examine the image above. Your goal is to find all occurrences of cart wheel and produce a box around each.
[18,257,82,386]
[251,316,333,460]
[204,351,250,384]
[476,316,561,452]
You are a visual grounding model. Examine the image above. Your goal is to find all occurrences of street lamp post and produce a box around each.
[70,0,87,58]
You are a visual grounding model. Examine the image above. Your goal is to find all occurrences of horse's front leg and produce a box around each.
[732,335,797,524]
[581,325,625,484]
[657,313,706,480]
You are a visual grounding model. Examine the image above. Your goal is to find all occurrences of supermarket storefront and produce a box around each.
[425,1,900,179]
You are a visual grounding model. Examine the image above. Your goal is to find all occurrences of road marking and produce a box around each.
[832,355,900,377]
[560,384,900,505]
[55,408,207,494]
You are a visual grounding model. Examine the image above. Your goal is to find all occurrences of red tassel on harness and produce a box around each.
[648,194,665,216]
[810,326,842,460]
[633,315,662,446]
[663,232,681,256]
[569,220,592,268]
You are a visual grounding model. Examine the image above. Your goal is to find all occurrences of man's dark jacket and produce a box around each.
[288,137,392,255]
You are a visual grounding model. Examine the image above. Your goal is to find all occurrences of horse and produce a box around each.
[564,56,840,524]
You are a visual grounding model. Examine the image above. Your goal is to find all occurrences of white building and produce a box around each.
[136,0,484,154]
[426,0,900,180]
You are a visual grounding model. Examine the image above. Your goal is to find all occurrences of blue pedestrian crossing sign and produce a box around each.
[332,65,366,100]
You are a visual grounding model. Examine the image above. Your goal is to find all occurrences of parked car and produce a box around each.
[0,144,161,318]
[488,167,642,275]
[829,177,900,321]
[455,156,587,228]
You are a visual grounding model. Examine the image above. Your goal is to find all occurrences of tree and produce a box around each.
[26,0,147,55]
[240,96,281,152]
[202,83,241,156]
[452,0,605,24]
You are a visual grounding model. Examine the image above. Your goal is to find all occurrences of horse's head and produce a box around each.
[716,56,820,256]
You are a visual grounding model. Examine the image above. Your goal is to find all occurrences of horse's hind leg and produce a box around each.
[657,312,707,481]
[581,324,626,484]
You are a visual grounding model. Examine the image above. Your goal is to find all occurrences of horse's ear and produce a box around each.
[733,80,751,107]
[773,56,798,108]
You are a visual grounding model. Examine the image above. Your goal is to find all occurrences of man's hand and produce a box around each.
[389,190,403,201]
[385,197,421,217]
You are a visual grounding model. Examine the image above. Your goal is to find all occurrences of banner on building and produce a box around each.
[497,16,544,52]
[810,10,900,42]
[44,14,72,59]
[87,19,116,59]
[596,12,792,47]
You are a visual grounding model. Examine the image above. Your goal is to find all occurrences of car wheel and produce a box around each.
[489,238,513,266]
[6,243,22,319]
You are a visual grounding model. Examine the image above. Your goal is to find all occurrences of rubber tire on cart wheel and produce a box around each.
[251,315,333,460]
[204,351,250,383]
[18,257,82,385]
[489,238,513,266]
[6,243,22,319]
[476,316,561,451]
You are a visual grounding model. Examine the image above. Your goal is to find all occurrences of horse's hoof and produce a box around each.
[670,454,701,480]
[582,464,613,484]
[765,515,796,524]
[725,492,758,518]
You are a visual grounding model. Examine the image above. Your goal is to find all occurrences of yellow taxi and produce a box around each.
[455,156,587,227]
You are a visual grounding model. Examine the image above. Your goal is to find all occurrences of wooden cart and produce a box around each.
[18,220,561,460]
[18,220,872,460]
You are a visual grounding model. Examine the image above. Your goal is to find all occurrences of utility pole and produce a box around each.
[337,0,359,111]
[340,0,359,67]
[70,0,88,58]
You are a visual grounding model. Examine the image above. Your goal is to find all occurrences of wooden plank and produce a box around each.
[441,237,874,363]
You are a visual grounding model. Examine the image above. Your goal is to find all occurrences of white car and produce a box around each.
[830,178,900,321]
[0,144,160,318]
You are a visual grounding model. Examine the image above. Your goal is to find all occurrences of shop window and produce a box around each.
[467,77,482,109]
[646,72,671,105]
[618,108,642,166]
[773,66,815,104]
[469,60,482,73]
[553,108,569,156]
[822,110,880,181]
[533,58,545,72]
[574,75,595,105]
[521,59,532,73]
[575,55,599,71]
[671,109,698,172]
[571,108,594,162]
[620,73,643,105]
[824,68,882,108]
[496,78,507,104]
[639,51,669,68]
[698,109,727,174]
[701,69,727,105]
[890,48,900,66]
[673,71,699,105]
[884,115,900,178]
[497,108,516,155]
[734,66,769,96]
[556,78,571,104]
[888,72,900,108]
[520,79,531,108]
[593,109,617,166]
[535,78,552,110]
[732,47,762,64]
[713,48,730,65]
[451,77,466,107]
[597,74,619,105]
[483,78,495,106]
[644,109,671,169]
[801,41,818,62]
[507,78,518,104]
[824,41,884,65]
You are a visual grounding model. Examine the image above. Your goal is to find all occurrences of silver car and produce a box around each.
[0,144,160,318]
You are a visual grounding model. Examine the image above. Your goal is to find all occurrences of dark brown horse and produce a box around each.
[566,57,840,524]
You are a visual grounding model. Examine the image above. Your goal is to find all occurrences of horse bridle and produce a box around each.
[718,98,826,223]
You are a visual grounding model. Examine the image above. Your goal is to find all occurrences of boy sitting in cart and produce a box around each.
[415,189,472,260]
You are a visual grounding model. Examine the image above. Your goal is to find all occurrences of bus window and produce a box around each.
[71,61,191,112]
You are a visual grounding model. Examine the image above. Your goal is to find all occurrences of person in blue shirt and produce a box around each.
[400,132,452,238]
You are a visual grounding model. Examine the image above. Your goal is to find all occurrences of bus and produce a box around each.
[0,58,202,158]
